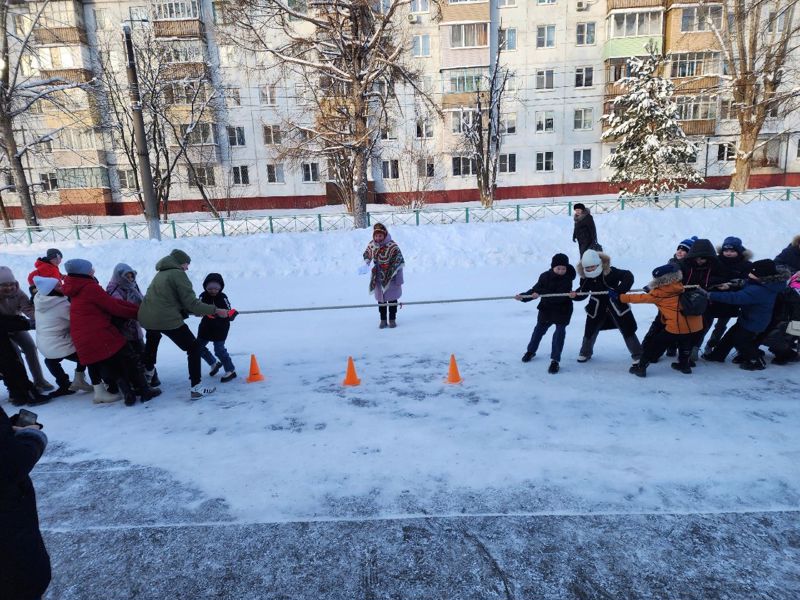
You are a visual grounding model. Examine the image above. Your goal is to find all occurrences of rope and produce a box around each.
[235,286,701,315]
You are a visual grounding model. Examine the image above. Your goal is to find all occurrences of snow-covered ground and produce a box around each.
[2,201,799,525]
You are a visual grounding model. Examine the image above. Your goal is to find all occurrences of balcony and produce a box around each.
[679,119,715,135]
[605,81,627,97]
[39,68,93,83]
[608,0,664,10]
[441,91,486,110]
[671,75,719,94]
[153,19,204,38]
[603,37,663,59]
[34,26,88,45]
[161,62,208,79]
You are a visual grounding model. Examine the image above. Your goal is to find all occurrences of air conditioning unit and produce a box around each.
[407,13,419,23]
[576,1,588,10]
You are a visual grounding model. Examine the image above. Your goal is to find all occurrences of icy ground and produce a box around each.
[2,202,799,598]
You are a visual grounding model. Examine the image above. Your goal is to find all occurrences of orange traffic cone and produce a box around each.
[445,354,463,384]
[246,354,265,383]
[342,356,361,386]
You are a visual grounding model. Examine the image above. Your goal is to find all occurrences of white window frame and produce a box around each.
[417,157,435,178]
[535,111,555,133]
[410,0,430,12]
[450,23,489,49]
[118,169,137,189]
[260,84,278,106]
[189,166,215,187]
[450,109,476,134]
[301,162,320,182]
[263,125,282,145]
[575,66,594,88]
[680,6,722,32]
[452,155,478,176]
[610,11,663,38]
[498,0,516,6]
[412,34,431,57]
[499,27,517,51]
[266,163,285,184]
[500,113,517,135]
[231,165,249,185]
[573,149,591,170]
[535,151,554,172]
[536,24,555,48]
[535,69,554,90]
[576,22,595,45]
[499,153,516,173]
[40,172,59,191]
[717,143,735,162]
[381,159,400,180]
[416,118,434,139]
[573,108,593,130]
[227,126,246,147]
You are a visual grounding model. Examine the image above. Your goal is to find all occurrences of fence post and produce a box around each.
[268,216,273,234]
[620,197,625,210]
[219,218,225,237]
[516,204,520,221]
[786,189,791,202]
[465,207,470,223]
[730,191,735,207]
[317,213,323,232]
[674,195,679,208]
[567,201,572,216]
[415,210,419,226]
[171,221,177,238]
[367,212,371,226]
[75,225,80,240]
[123,222,128,239]
[26,228,32,244]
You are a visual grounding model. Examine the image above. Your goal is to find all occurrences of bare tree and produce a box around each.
[220,0,436,228]
[709,0,800,190]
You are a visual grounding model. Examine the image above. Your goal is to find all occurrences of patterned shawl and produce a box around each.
[363,233,404,293]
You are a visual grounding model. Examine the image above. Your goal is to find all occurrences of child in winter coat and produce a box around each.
[774,235,800,272]
[515,253,577,374]
[760,271,800,364]
[26,249,63,297]
[0,266,53,393]
[704,259,790,370]
[197,273,237,382]
[360,223,404,329]
[618,263,704,377]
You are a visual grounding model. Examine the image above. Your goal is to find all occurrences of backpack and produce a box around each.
[679,288,708,316]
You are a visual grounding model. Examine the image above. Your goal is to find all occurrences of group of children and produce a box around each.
[515,235,800,377]
[0,248,239,407]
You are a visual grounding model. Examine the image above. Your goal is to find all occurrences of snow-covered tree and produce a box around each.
[602,48,704,198]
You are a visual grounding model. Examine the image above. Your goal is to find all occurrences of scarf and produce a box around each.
[363,234,404,293]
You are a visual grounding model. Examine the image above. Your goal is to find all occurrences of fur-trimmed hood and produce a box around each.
[716,246,754,261]
[647,269,683,291]
[577,252,611,278]
[573,208,591,222]
[757,269,792,286]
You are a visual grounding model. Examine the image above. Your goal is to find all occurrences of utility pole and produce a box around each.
[123,25,160,241]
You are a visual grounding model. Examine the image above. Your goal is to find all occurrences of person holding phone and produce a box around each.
[0,405,51,599]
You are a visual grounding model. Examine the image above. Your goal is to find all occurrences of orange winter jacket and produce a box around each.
[620,281,703,335]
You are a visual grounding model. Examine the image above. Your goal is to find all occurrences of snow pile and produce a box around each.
[3,201,799,523]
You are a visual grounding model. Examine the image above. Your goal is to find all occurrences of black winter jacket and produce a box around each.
[519,265,577,325]
[775,236,800,272]
[196,273,232,342]
[678,239,727,290]
[574,257,638,337]
[572,212,598,257]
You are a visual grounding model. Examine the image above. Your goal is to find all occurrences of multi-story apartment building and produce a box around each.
[5,0,800,217]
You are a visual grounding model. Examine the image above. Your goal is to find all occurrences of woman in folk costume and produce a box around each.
[360,223,405,329]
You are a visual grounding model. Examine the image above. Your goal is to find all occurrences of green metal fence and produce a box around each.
[2,187,798,246]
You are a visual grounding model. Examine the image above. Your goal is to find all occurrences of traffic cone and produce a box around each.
[342,356,361,386]
[445,354,462,384]
[246,354,265,383]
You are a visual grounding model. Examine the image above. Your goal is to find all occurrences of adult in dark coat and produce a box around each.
[704,236,753,354]
[774,235,800,272]
[515,253,576,373]
[0,315,49,407]
[0,405,51,600]
[572,250,642,364]
[571,204,599,258]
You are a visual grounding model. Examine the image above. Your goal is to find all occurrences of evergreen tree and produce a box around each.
[602,47,704,198]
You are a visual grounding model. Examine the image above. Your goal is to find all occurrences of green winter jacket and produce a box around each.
[138,250,215,331]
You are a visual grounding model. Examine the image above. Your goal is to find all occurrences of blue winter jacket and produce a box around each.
[708,277,787,333]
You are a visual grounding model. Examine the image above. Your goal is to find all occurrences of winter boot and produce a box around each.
[34,380,55,393]
[144,368,161,387]
[740,359,766,371]
[209,361,223,376]
[131,368,160,403]
[671,362,692,374]
[93,383,121,404]
[521,352,534,363]
[548,360,560,374]
[221,371,237,383]
[388,320,397,328]
[25,388,51,407]
[665,347,677,358]
[379,320,388,329]
[69,370,93,392]
[190,383,216,400]
[49,379,77,398]
[117,380,137,406]
[628,362,647,378]
[577,355,591,363]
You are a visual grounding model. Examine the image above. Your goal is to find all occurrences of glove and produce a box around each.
[228,309,238,321]
[642,286,651,293]
[607,289,619,302]
[357,263,370,276]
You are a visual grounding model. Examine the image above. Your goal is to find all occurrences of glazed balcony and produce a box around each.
[34,25,88,45]
[679,119,715,135]
[153,19,204,38]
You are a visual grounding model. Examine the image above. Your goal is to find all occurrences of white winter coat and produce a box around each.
[33,293,76,359]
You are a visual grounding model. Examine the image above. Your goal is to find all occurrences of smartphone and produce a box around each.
[16,409,38,428]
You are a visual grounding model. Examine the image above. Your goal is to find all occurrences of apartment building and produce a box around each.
[6,0,800,217]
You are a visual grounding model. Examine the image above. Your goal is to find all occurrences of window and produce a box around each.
[263,125,282,145]
[129,6,149,22]
[573,149,591,170]
[574,108,593,130]
[610,11,662,37]
[93,8,109,30]
[164,81,206,105]
[189,166,215,187]
[155,0,200,20]
[498,0,516,6]
[416,118,433,138]
[500,113,517,135]
[536,25,555,48]
[260,84,277,105]
[766,103,779,119]
[535,152,554,171]
[449,69,485,92]
[452,155,478,176]
[417,157,435,178]
[410,0,429,12]
[767,11,787,33]
[499,153,516,173]
[118,169,137,189]
[499,28,517,50]
[675,95,717,120]
[379,123,396,140]
[164,40,203,63]
[538,0,555,4]
[266,163,285,183]
[41,2,83,27]
[287,0,307,16]
[57,167,110,189]
[720,99,736,120]
[535,69,554,89]
[450,23,489,48]
[180,122,214,145]
[39,172,59,191]
[225,88,241,107]
[504,74,517,93]
[576,22,595,45]
[57,129,98,151]
[535,111,554,133]
[381,160,399,180]
[412,34,431,57]
[451,109,476,134]
[227,126,246,147]
[232,165,249,185]
[717,143,735,162]
[302,162,320,182]
[575,66,594,87]
[680,6,722,32]
[670,53,719,78]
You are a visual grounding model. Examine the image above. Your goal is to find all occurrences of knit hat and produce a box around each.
[373,223,388,235]
[721,236,744,254]
[573,203,586,212]
[64,258,93,276]
[750,259,777,278]
[0,266,15,284]
[551,253,570,268]
[170,249,191,265]
[677,236,698,252]
[581,249,603,278]
[45,248,62,261]
[652,263,679,279]
[33,276,59,296]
